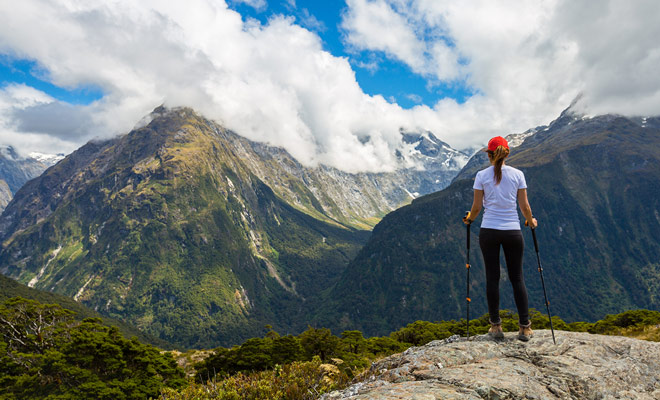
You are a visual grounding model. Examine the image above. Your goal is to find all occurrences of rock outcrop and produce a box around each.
[0,179,11,210]
[324,330,660,399]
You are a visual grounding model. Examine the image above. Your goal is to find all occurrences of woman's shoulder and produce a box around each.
[503,165,524,175]
[477,165,494,174]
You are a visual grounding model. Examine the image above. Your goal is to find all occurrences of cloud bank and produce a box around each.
[0,0,659,173]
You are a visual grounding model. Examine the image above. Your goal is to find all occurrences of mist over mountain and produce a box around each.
[319,109,660,336]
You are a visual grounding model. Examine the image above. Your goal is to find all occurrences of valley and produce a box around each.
[1,106,659,350]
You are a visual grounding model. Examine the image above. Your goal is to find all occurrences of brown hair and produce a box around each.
[487,145,510,184]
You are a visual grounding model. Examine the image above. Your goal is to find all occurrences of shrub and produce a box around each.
[0,297,185,399]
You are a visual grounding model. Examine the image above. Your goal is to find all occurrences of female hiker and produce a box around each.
[462,136,537,341]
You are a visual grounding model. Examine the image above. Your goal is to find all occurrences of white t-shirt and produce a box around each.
[473,165,527,230]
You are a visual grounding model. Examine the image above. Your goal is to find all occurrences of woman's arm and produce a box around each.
[463,189,483,224]
[517,188,538,228]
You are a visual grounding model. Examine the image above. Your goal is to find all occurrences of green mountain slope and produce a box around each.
[0,274,171,348]
[320,111,660,336]
[0,107,369,348]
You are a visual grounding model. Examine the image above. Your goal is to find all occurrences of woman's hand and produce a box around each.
[525,218,538,229]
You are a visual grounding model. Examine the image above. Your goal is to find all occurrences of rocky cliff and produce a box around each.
[324,331,660,399]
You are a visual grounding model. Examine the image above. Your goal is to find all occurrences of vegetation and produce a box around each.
[0,274,171,349]
[165,308,660,399]
[161,358,349,400]
[0,297,185,399]
[1,295,658,399]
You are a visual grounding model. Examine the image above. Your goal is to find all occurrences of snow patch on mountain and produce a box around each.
[28,152,65,165]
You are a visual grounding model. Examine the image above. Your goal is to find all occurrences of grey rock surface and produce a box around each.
[324,331,660,399]
[0,179,11,210]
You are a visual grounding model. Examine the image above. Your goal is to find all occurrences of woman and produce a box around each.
[463,136,537,341]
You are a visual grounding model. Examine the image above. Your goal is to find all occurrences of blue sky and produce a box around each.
[1,1,658,171]
[0,56,103,105]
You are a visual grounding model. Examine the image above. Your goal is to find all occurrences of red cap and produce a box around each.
[487,136,509,152]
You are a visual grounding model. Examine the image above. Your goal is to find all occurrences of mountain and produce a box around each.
[320,110,660,336]
[0,107,373,348]
[0,146,63,211]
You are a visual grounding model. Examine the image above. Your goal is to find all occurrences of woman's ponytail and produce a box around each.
[488,145,510,185]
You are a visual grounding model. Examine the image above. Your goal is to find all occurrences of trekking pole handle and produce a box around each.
[525,219,539,251]
[463,211,472,225]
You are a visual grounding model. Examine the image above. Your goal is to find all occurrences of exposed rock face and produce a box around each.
[0,180,11,210]
[324,331,660,399]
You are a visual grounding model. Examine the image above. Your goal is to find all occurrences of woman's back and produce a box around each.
[473,165,526,230]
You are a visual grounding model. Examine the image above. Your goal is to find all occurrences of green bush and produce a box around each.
[0,297,185,399]
[588,309,660,334]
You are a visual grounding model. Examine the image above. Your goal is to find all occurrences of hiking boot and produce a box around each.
[488,320,504,339]
[518,321,533,342]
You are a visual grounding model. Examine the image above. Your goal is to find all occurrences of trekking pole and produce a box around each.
[526,221,556,344]
[464,211,472,339]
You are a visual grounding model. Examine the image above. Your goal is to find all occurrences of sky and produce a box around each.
[0,0,659,173]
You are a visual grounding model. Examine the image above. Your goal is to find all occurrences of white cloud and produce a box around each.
[341,0,462,81]
[298,8,326,32]
[231,0,267,12]
[341,0,660,146]
[0,84,83,155]
[405,93,422,104]
[0,0,658,172]
[0,0,412,172]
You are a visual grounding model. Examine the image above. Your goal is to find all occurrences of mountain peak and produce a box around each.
[324,331,660,399]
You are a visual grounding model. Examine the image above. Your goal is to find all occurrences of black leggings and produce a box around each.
[479,228,529,325]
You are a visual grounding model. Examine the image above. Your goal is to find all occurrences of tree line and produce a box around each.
[2,296,659,399]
